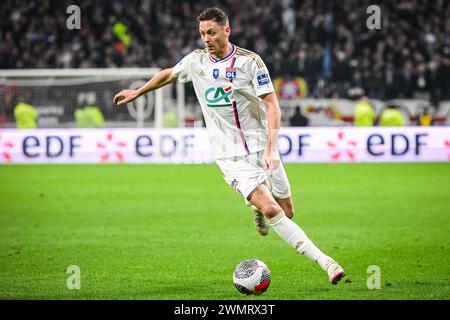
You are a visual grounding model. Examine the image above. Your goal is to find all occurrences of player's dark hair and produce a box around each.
[197,7,228,26]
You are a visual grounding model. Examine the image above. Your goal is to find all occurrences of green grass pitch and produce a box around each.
[0,163,449,300]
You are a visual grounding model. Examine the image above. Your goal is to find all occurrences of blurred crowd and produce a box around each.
[1,0,450,103]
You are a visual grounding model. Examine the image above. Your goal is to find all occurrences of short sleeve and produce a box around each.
[249,56,275,97]
[172,53,193,84]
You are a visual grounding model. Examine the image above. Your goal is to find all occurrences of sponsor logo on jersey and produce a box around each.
[225,67,236,79]
[198,70,206,77]
[213,69,219,79]
[257,74,270,86]
[205,86,233,107]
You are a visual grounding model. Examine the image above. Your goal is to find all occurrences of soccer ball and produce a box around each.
[233,259,271,295]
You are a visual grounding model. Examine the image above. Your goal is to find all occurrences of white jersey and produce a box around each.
[172,44,275,159]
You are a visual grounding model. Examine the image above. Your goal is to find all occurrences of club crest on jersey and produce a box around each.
[213,69,219,79]
[205,86,233,107]
[225,67,236,79]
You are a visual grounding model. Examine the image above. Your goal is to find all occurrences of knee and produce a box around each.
[260,203,283,219]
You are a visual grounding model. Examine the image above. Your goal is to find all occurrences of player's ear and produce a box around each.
[225,25,231,36]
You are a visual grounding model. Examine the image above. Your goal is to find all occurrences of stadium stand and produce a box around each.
[1,0,449,126]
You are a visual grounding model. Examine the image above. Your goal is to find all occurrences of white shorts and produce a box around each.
[216,150,291,202]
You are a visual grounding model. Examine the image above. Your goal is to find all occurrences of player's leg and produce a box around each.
[216,153,345,284]
[268,160,295,219]
[247,182,282,219]
[248,156,294,233]
[249,203,270,236]
[246,180,273,236]
[275,197,294,218]
[216,154,271,236]
[248,183,345,284]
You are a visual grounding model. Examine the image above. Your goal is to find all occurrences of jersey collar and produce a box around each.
[208,44,237,63]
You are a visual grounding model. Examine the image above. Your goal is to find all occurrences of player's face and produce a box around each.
[199,20,231,56]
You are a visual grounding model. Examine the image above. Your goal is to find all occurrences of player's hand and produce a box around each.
[113,89,139,106]
[263,148,281,176]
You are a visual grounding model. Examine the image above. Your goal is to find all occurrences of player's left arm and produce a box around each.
[260,92,281,174]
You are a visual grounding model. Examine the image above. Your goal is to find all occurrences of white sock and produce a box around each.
[267,211,332,271]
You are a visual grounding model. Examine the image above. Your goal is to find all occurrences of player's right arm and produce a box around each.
[113,68,177,106]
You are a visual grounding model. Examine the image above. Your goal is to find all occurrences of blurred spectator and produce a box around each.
[14,102,37,128]
[0,0,449,103]
[379,105,406,126]
[397,60,415,98]
[74,106,105,128]
[353,97,376,126]
[289,106,309,127]
[417,107,433,126]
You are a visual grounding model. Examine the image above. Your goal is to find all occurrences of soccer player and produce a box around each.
[113,7,345,284]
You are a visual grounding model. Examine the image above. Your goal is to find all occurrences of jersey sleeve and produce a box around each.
[249,56,275,97]
[172,53,193,84]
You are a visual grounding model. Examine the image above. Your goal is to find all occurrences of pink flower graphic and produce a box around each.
[445,139,450,161]
[327,131,357,161]
[96,132,127,162]
[0,133,14,163]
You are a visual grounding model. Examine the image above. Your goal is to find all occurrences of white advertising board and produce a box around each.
[0,127,449,164]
